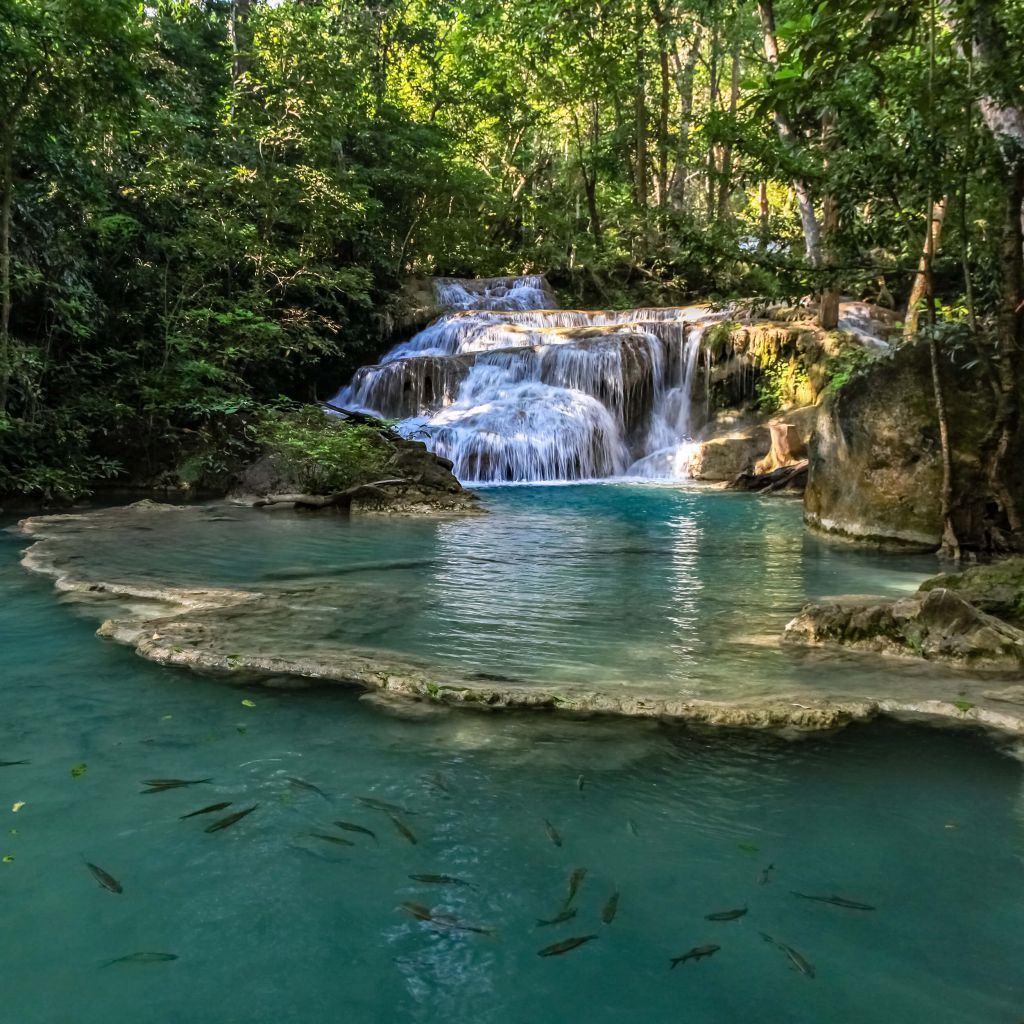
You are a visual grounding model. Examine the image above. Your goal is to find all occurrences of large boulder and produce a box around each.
[804,342,997,550]
[686,428,770,480]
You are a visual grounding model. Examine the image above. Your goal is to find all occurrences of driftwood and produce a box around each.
[728,459,809,494]
[322,401,388,426]
[252,478,408,510]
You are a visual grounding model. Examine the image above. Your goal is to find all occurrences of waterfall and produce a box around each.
[331,276,722,484]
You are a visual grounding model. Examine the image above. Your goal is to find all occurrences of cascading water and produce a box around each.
[332,276,722,484]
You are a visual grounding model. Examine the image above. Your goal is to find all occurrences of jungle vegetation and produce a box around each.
[1,0,1022,513]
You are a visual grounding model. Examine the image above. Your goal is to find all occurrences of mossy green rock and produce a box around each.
[920,557,1024,626]
[784,588,1024,669]
[804,342,996,550]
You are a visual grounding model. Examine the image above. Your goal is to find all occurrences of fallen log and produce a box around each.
[728,459,809,494]
[251,478,408,510]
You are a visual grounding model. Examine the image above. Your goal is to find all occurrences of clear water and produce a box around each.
[3,488,1024,1023]
[34,484,962,703]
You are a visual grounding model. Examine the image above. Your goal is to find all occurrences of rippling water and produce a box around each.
[2,488,1023,1023]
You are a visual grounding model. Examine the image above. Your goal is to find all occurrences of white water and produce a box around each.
[333,277,722,484]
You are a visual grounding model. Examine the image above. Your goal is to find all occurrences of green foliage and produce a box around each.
[0,0,1021,500]
[256,406,391,493]
[755,355,809,414]
[825,347,874,392]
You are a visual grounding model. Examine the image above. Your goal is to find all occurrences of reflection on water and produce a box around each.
[1,514,1023,1024]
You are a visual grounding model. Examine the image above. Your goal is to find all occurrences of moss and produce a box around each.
[755,353,810,413]
[824,346,874,392]
[256,405,393,493]
[919,557,1024,626]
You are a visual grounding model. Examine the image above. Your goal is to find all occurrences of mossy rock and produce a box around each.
[920,558,1024,627]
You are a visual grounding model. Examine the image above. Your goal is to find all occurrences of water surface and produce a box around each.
[3,490,1023,1023]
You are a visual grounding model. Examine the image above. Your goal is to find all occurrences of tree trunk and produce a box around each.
[668,29,702,212]
[230,0,253,84]
[633,0,648,215]
[904,197,947,338]
[705,22,720,220]
[989,161,1024,540]
[717,45,740,223]
[758,181,770,248]
[0,129,13,414]
[757,0,822,267]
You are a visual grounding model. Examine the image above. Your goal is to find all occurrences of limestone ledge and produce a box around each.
[87,616,1023,737]
[17,502,1024,740]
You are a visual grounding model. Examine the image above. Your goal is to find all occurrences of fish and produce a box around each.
[759,864,775,885]
[205,804,258,833]
[543,819,562,848]
[538,935,598,957]
[389,813,417,844]
[140,778,211,793]
[576,774,585,791]
[564,867,587,908]
[670,944,720,967]
[85,861,123,894]
[705,907,747,921]
[399,902,491,934]
[310,832,354,847]
[408,874,472,887]
[425,772,450,793]
[287,776,329,800]
[536,908,577,927]
[0,760,29,767]
[400,900,433,922]
[358,796,411,815]
[602,892,619,924]
[100,952,177,967]
[791,892,875,911]
[179,802,232,820]
[779,943,815,978]
[627,819,639,837]
[333,820,377,841]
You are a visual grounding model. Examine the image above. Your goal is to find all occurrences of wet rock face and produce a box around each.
[784,588,1024,670]
[804,342,999,550]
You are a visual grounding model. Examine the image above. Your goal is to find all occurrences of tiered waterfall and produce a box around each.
[331,276,723,483]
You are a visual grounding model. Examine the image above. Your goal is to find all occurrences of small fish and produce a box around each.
[358,796,411,815]
[205,804,258,833]
[389,813,417,844]
[538,935,598,957]
[670,944,720,967]
[100,952,177,967]
[287,777,329,800]
[334,820,377,841]
[602,892,619,924]
[140,778,211,793]
[544,819,562,847]
[759,864,775,885]
[310,832,354,847]
[627,819,639,837]
[425,772,450,793]
[399,902,490,934]
[564,867,587,908]
[0,760,29,767]
[179,802,232,820]
[791,892,875,911]
[779,942,815,978]
[86,862,123,894]
[400,900,433,922]
[576,774,585,791]
[536,908,577,927]
[409,874,472,887]
[705,907,747,921]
